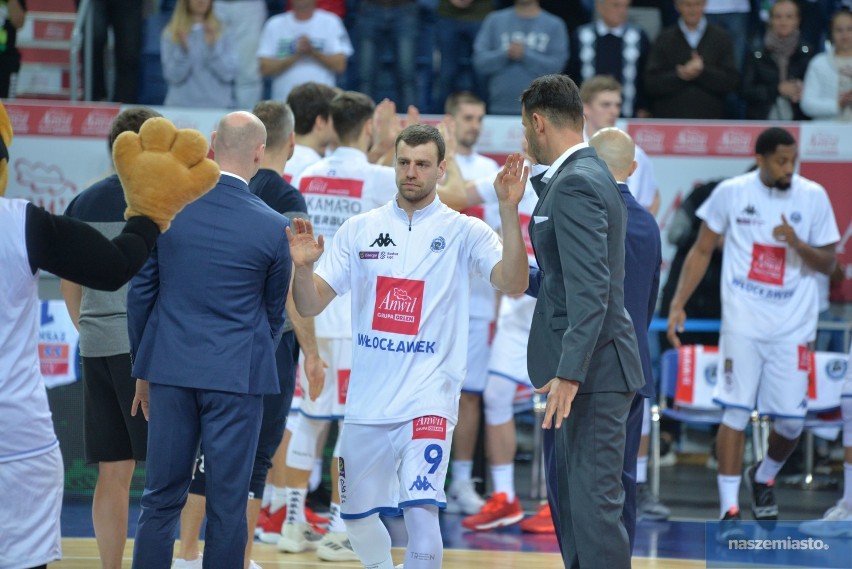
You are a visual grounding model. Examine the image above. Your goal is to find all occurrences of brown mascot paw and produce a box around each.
[112,117,220,232]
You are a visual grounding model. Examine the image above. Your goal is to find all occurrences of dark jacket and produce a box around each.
[644,23,739,119]
[741,40,814,120]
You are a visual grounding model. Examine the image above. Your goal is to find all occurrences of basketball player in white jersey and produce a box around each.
[288,124,529,569]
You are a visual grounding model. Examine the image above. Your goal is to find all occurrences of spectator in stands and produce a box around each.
[60,107,161,569]
[702,0,750,70]
[77,0,143,103]
[161,0,238,109]
[0,0,24,98]
[741,0,814,121]
[801,8,852,120]
[644,0,739,119]
[667,127,839,535]
[434,0,493,109]
[540,0,592,34]
[356,0,418,109]
[472,0,569,115]
[213,0,267,110]
[257,0,352,103]
[568,0,652,118]
[580,75,660,214]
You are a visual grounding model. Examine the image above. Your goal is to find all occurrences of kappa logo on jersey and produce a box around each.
[748,243,785,286]
[370,232,396,247]
[373,276,424,335]
[736,204,762,225]
[408,475,436,492]
[413,416,447,440]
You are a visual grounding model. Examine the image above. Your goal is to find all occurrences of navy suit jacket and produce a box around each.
[127,174,291,395]
[619,183,661,398]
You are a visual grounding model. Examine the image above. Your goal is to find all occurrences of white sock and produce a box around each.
[270,485,288,513]
[309,458,323,492]
[490,463,515,502]
[328,502,347,533]
[718,475,742,518]
[755,456,784,484]
[842,462,852,509]
[284,487,308,524]
[636,456,649,484]
[452,460,473,484]
[262,483,274,508]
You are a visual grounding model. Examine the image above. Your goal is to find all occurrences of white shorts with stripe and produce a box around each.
[298,337,351,420]
[338,417,454,519]
[714,333,809,419]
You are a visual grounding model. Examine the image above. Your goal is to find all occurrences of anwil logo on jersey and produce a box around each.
[412,415,447,440]
[373,276,424,335]
[748,243,785,286]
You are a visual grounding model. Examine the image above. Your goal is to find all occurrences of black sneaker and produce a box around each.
[745,463,778,520]
[716,507,746,544]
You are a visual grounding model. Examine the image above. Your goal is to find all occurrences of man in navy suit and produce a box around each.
[589,127,662,551]
[128,111,292,569]
[522,74,643,568]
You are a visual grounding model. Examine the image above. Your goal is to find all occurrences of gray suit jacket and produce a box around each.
[527,147,644,394]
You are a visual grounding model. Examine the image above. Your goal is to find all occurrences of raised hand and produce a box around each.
[286,217,325,268]
[493,152,528,206]
[113,117,220,232]
[437,117,457,158]
[772,214,800,248]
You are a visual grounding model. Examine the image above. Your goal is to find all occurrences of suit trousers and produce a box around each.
[132,384,263,569]
[543,390,633,569]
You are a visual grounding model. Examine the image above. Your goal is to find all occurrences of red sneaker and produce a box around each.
[306,505,329,527]
[259,506,328,543]
[257,505,270,527]
[519,503,555,533]
[461,492,524,531]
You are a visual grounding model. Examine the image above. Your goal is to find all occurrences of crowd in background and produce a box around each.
[50,0,852,121]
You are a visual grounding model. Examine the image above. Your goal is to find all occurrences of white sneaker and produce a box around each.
[278,521,324,553]
[444,479,485,515]
[799,501,852,537]
[171,555,202,569]
[248,561,262,569]
[317,531,359,561]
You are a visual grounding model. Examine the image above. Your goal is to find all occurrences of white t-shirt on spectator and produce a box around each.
[257,9,353,102]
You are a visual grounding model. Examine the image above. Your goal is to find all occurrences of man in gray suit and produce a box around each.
[522,74,644,569]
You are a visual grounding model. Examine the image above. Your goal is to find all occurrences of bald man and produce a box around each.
[588,128,662,550]
[129,112,293,569]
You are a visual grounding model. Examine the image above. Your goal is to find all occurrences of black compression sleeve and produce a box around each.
[25,203,160,291]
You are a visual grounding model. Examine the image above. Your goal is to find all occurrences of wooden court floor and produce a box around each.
[56,539,705,568]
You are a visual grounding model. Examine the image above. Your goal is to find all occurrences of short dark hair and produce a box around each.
[520,74,584,131]
[286,82,338,136]
[769,0,799,18]
[444,91,486,116]
[330,91,375,143]
[395,124,445,163]
[755,127,796,156]
[108,107,161,152]
[252,100,295,150]
[579,75,622,104]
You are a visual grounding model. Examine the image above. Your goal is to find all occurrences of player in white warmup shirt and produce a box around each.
[288,124,529,569]
[439,92,501,516]
[668,127,839,533]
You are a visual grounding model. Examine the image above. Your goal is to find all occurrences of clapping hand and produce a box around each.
[286,218,325,268]
[493,152,528,206]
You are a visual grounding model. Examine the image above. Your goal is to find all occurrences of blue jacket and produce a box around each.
[127,174,291,395]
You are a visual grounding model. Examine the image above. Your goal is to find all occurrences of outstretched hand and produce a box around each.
[286,217,325,268]
[113,117,220,232]
[493,152,528,206]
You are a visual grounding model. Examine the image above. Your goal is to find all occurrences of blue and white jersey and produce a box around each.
[315,195,503,425]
